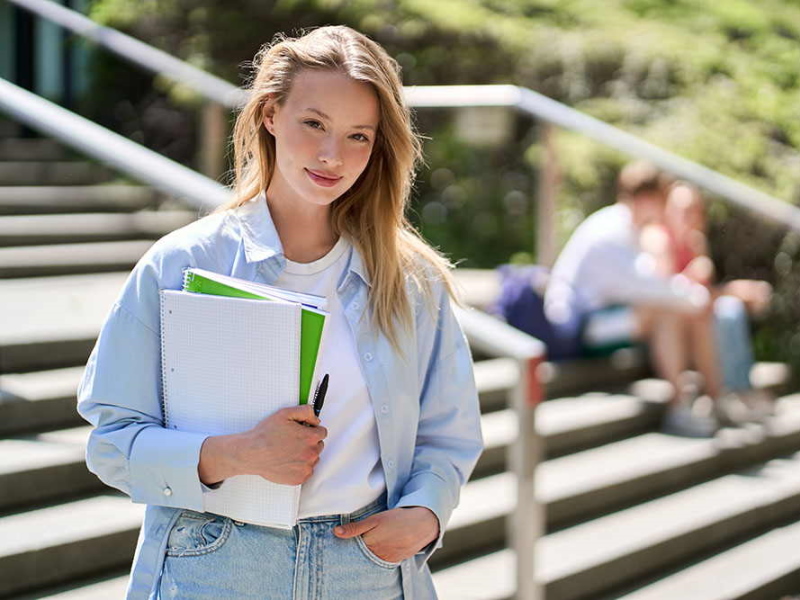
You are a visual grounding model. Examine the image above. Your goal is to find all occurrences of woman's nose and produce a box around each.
[317,137,343,167]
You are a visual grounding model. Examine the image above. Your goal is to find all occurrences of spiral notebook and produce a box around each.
[159,289,302,528]
[181,267,328,405]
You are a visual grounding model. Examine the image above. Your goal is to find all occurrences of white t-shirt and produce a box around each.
[273,236,385,518]
[545,203,708,332]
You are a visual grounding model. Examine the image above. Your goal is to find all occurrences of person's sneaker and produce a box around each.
[661,402,719,437]
[715,393,754,427]
[741,388,776,422]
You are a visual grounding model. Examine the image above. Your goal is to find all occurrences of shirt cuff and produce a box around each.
[128,426,210,510]
[395,471,457,563]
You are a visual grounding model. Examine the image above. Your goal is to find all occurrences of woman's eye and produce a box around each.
[351,133,370,143]
[304,120,323,130]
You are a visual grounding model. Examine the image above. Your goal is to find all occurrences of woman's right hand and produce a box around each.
[198,405,326,487]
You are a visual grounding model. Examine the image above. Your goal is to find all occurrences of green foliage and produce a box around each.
[83,0,800,366]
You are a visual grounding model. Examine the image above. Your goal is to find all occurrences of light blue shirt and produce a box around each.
[77,195,484,599]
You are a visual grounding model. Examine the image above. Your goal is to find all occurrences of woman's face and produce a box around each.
[263,69,380,209]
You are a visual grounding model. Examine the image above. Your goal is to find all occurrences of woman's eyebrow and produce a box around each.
[305,107,376,131]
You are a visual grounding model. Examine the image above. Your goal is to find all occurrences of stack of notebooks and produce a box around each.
[159,268,329,528]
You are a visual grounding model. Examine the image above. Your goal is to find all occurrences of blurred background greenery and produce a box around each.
[82,0,800,371]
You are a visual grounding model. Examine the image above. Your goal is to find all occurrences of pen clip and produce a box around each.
[312,374,329,418]
[310,378,322,410]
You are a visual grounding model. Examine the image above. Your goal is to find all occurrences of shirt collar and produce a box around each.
[233,192,371,288]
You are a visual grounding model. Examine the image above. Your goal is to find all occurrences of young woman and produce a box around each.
[78,26,483,599]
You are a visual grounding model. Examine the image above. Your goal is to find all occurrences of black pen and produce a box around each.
[312,373,329,418]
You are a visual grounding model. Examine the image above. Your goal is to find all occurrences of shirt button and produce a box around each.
[381,404,389,414]
[163,486,173,497]
[387,460,395,469]
[352,302,360,310]
[364,352,373,362]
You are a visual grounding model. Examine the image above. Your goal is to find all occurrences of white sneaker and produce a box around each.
[715,393,754,426]
[661,402,719,437]
[717,390,775,425]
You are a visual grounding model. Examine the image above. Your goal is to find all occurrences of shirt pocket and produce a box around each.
[165,509,233,557]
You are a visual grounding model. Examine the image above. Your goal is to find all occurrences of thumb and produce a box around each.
[282,404,319,427]
[334,517,376,539]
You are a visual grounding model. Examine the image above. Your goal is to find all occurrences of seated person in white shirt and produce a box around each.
[544,161,722,436]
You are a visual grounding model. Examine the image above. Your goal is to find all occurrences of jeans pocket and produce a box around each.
[354,535,403,570]
[165,509,232,557]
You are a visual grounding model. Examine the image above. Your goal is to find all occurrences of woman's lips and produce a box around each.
[306,168,342,188]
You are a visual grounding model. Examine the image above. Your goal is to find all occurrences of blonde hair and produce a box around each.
[215,26,457,348]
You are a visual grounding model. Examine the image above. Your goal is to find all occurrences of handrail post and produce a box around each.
[454,307,546,600]
[508,354,545,600]
[199,102,227,180]
[536,122,559,268]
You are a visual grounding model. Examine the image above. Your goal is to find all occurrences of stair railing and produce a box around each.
[455,306,546,600]
[0,77,229,209]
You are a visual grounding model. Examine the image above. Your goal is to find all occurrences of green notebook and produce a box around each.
[182,268,328,405]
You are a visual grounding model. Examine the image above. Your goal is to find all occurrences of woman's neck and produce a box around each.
[264,189,338,264]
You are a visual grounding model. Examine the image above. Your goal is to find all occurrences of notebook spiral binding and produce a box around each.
[158,290,172,429]
[181,268,194,292]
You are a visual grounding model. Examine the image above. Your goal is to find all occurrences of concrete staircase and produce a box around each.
[1,121,800,599]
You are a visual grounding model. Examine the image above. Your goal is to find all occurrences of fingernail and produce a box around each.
[334,526,343,535]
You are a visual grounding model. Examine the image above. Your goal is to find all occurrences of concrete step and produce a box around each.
[0,121,21,139]
[0,367,87,435]
[0,495,144,598]
[11,572,129,600]
[0,427,102,512]
[0,162,117,186]
[0,211,197,246]
[433,449,800,600]
[0,358,520,440]
[0,139,65,161]
[476,393,658,477]
[437,397,800,569]
[0,240,154,278]
[0,390,656,512]
[611,519,800,600]
[0,186,160,215]
[0,272,125,373]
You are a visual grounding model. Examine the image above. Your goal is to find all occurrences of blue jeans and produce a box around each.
[714,295,754,392]
[157,495,403,599]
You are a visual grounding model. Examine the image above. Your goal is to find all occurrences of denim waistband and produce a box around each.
[296,491,388,525]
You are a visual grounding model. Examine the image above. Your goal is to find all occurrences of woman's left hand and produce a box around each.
[333,506,439,564]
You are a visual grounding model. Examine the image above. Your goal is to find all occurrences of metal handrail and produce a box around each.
[9,0,800,233]
[407,85,800,232]
[10,0,800,233]
[0,78,231,209]
[6,0,246,108]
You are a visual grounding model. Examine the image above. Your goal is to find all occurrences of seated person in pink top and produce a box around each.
[641,182,774,421]
[661,182,771,316]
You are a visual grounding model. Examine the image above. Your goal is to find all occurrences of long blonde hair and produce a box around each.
[215,26,457,348]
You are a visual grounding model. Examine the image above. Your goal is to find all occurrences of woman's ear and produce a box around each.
[262,99,278,135]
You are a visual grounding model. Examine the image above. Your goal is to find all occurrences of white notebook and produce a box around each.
[159,289,302,528]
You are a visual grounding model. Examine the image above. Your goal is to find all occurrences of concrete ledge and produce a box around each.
[0,495,143,598]
[0,367,94,435]
[0,272,126,372]
[0,185,159,214]
[616,519,800,600]
[14,572,129,600]
[0,139,64,161]
[0,427,104,511]
[433,449,800,600]
[0,162,115,186]
[0,240,153,278]
[0,210,197,246]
